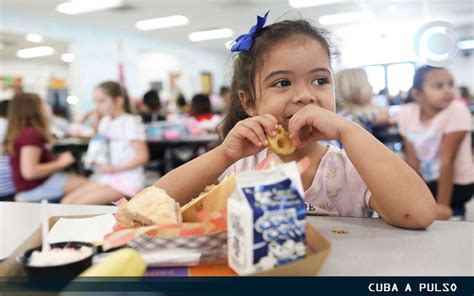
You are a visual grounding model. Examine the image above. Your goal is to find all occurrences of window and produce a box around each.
[386,63,415,96]
[364,65,386,94]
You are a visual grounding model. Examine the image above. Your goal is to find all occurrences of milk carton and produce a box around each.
[227,162,306,275]
[83,135,109,170]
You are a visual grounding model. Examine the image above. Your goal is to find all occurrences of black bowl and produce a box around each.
[17,241,95,278]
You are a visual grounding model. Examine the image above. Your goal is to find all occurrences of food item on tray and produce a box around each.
[267,125,295,156]
[28,246,92,267]
[83,135,109,170]
[80,248,146,277]
[332,227,348,234]
[119,186,181,227]
[227,162,306,275]
[180,174,236,222]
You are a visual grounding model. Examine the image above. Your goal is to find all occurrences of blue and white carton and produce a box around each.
[227,162,306,275]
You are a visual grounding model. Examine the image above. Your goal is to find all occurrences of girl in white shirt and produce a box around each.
[62,81,149,204]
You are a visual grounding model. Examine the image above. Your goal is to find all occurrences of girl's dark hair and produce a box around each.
[177,93,187,107]
[0,100,10,117]
[219,19,333,139]
[4,93,52,154]
[97,81,133,113]
[191,93,212,116]
[412,65,445,91]
[143,90,161,111]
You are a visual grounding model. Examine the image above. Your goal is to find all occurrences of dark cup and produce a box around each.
[17,241,95,278]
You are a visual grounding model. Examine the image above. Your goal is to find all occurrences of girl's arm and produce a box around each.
[372,105,389,126]
[339,123,437,229]
[20,146,74,180]
[154,145,234,205]
[401,137,420,174]
[155,114,279,206]
[104,141,150,172]
[436,131,467,206]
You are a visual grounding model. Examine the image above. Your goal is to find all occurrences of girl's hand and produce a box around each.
[57,152,75,168]
[96,164,116,174]
[288,105,349,148]
[220,114,279,162]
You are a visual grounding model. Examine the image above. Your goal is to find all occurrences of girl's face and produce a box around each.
[244,37,335,129]
[418,69,455,110]
[93,87,122,116]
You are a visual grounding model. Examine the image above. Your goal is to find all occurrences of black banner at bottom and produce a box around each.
[0,277,472,295]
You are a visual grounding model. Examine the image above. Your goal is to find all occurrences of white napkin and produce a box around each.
[47,214,116,244]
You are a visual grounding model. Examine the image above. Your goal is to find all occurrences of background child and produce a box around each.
[176,93,190,115]
[140,89,166,123]
[335,68,389,133]
[190,93,215,122]
[155,14,436,229]
[61,81,149,204]
[0,100,16,201]
[397,65,473,220]
[4,93,87,202]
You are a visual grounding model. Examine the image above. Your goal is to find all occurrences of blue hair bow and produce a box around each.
[230,11,269,52]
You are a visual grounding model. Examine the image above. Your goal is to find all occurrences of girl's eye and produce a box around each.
[272,80,291,88]
[312,77,329,85]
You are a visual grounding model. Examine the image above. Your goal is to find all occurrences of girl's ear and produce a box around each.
[238,90,256,116]
[116,96,125,108]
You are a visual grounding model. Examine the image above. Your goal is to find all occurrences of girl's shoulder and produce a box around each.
[398,102,419,116]
[443,101,471,117]
[18,127,43,138]
[15,127,46,145]
[120,114,145,126]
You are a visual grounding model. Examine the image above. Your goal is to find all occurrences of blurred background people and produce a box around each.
[4,93,86,203]
[335,68,390,134]
[397,65,473,220]
[0,100,16,201]
[62,81,149,205]
[140,89,166,123]
[176,93,190,115]
[457,85,472,105]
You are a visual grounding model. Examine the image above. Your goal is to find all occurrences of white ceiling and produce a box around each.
[0,0,473,53]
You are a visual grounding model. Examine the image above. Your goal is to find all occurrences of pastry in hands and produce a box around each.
[267,125,296,156]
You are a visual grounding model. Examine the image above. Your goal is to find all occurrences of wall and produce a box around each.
[446,51,474,92]
[0,59,70,100]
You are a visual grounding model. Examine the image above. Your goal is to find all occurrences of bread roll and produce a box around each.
[121,186,181,226]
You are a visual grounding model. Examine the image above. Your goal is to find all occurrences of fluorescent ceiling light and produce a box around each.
[189,28,233,42]
[225,40,235,49]
[67,96,79,105]
[319,11,374,25]
[289,0,346,8]
[61,53,75,62]
[26,34,44,43]
[136,15,189,31]
[458,39,474,50]
[56,0,123,15]
[17,46,55,59]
